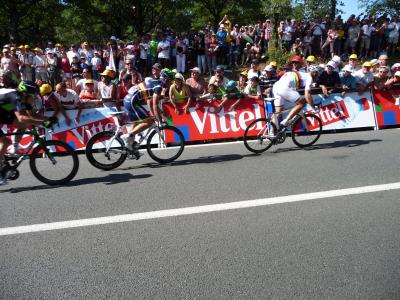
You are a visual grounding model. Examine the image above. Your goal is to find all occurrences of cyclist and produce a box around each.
[0,81,56,185]
[122,68,175,159]
[270,65,319,135]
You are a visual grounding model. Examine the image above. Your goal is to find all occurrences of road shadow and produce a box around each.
[273,139,382,153]
[0,173,152,194]
[120,153,258,171]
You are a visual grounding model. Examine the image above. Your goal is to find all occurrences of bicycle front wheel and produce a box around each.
[243,118,276,153]
[30,140,79,186]
[146,126,185,163]
[291,113,323,148]
[85,131,127,170]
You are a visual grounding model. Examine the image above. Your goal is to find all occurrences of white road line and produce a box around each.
[185,141,243,149]
[1,182,400,236]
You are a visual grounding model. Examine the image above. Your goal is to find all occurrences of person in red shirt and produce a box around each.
[60,51,72,88]
[117,74,132,110]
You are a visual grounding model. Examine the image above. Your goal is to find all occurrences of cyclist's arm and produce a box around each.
[14,111,44,126]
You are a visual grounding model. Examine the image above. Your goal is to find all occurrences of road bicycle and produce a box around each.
[2,125,79,185]
[243,97,323,153]
[85,112,185,170]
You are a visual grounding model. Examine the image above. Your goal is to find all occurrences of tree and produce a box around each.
[359,0,400,15]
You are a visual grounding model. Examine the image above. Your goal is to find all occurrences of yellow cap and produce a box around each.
[33,47,41,52]
[269,61,278,67]
[362,61,372,67]
[18,45,24,49]
[85,79,94,84]
[83,42,89,46]
[39,84,52,96]
[100,70,113,77]
[24,45,30,49]
[349,54,358,59]
[10,47,16,51]
[240,71,248,77]
[306,55,316,63]
[55,43,62,47]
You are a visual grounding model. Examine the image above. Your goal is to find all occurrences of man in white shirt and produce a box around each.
[157,33,170,68]
[247,59,261,79]
[55,82,82,125]
[354,61,374,92]
[32,48,48,82]
[359,19,374,58]
[387,16,400,55]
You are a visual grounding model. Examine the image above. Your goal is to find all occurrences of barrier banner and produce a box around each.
[372,88,400,128]
[161,98,267,142]
[1,107,120,151]
[305,91,376,130]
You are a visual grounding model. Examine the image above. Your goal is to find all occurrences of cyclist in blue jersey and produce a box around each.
[122,68,175,159]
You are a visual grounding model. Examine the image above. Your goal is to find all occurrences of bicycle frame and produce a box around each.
[4,127,47,167]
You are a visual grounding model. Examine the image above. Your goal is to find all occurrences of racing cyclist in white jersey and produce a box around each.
[270,65,319,135]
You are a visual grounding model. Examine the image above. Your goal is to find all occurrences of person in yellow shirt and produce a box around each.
[168,73,193,114]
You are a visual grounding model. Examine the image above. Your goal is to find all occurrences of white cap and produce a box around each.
[342,65,353,73]
[332,55,341,63]
[175,72,184,81]
[395,71,400,77]
[391,63,400,69]
[190,67,201,73]
[327,61,336,68]
[264,65,273,72]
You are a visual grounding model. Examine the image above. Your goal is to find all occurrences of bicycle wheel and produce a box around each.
[291,113,323,148]
[243,118,276,153]
[146,126,185,163]
[30,140,79,186]
[85,131,127,170]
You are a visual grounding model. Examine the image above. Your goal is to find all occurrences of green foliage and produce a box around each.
[267,44,291,66]
[0,0,353,45]
[359,0,400,16]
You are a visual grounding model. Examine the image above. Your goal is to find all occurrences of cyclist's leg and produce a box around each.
[0,108,15,163]
[280,91,305,126]
[151,94,163,123]
[10,119,27,155]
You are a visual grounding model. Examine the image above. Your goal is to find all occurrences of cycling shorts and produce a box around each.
[123,98,149,122]
[272,86,301,107]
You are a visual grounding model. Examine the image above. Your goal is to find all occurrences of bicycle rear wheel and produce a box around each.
[30,140,79,186]
[243,118,276,153]
[85,131,127,170]
[146,126,185,163]
[291,113,322,148]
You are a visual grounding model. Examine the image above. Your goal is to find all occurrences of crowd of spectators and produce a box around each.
[0,13,400,119]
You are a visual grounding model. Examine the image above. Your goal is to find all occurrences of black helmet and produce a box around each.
[17,80,38,95]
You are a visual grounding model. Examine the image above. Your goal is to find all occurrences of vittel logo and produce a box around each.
[189,104,263,134]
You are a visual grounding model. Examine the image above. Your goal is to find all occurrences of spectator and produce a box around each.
[169,73,192,114]
[186,67,206,99]
[321,24,338,58]
[157,33,170,68]
[194,33,207,75]
[387,16,399,55]
[175,36,186,74]
[237,71,248,93]
[60,51,72,88]
[215,80,243,112]
[260,65,278,96]
[318,61,341,97]
[139,36,149,76]
[75,67,98,95]
[98,69,117,107]
[91,50,103,80]
[345,19,360,55]
[119,58,142,82]
[39,83,62,120]
[216,24,228,65]
[339,65,356,94]
[244,76,262,99]
[206,33,219,74]
[79,79,100,108]
[18,45,33,81]
[55,82,82,124]
[343,54,360,75]
[384,71,400,89]
[115,74,132,109]
[373,66,390,90]
[148,33,159,67]
[354,61,375,92]
[359,19,374,58]
[70,55,82,89]
[209,65,229,88]
[32,47,47,82]
[247,59,261,79]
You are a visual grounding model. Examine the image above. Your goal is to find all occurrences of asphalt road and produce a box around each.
[1,129,400,299]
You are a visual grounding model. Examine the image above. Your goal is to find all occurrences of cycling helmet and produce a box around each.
[225,80,237,90]
[39,83,52,96]
[308,64,320,73]
[18,80,38,95]
[290,56,303,63]
[160,68,175,80]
